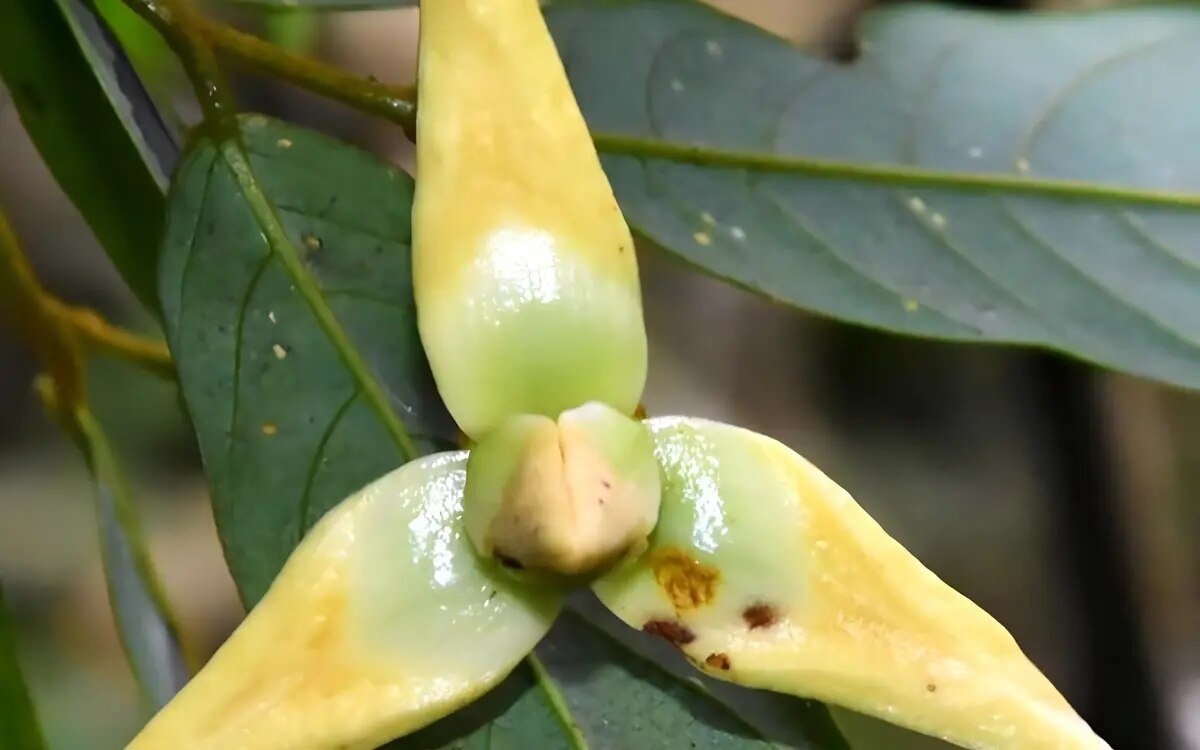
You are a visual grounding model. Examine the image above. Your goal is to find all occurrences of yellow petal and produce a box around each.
[127,452,561,750]
[413,0,647,438]
[594,417,1109,750]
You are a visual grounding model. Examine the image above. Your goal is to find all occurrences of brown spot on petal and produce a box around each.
[927,683,937,693]
[643,619,695,647]
[742,603,778,629]
[652,547,719,610]
[705,653,731,670]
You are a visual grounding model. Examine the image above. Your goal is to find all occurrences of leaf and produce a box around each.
[548,1,1200,391]
[161,115,846,748]
[160,115,456,605]
[0,588,46,750]
[69,404,191,710]
[0,0,177,310]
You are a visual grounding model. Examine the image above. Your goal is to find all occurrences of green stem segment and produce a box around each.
[199,18,415,137]
[122,0,415,135]
[0,210,84,406]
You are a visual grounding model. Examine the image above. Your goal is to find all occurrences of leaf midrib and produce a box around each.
[591,131,1200,210]
[213,135,420,462]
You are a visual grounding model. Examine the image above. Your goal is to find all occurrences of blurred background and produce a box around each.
[1,0,1197,748]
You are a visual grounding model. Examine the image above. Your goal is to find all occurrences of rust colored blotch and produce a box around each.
[652,547,719,610]
[742,603,778,629]
[643,619,695,647]
[705,652,731,671]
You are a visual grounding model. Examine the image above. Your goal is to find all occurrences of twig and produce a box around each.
[46,300,175,380]
[122,0,416,135]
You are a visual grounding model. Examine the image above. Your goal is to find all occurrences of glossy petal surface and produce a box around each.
[127,452,561,750]
[413,0,647,438]
[594,417,1108,750]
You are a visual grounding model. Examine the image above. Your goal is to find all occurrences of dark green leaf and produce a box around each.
[70,405,190,710]
[0,0,175,310]
[0,588,46,750]
[549,1,1200,390]
[160,115,455,605]
[161,115,846,748]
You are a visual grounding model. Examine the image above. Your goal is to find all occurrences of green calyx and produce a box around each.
[464,401,661,577]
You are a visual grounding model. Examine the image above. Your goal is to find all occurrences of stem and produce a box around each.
[45,300,175,380]
[122,0,416,136]
[0,209,84,408]
[1,208,191,707]
[1,208,175,382]
[196,17,416,137]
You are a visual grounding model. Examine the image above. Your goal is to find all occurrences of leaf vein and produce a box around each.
[297,387,360,538]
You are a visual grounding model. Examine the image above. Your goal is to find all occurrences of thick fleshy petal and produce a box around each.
[127,452,561,750]
[594,417,1108,750]
[412,0,647,439]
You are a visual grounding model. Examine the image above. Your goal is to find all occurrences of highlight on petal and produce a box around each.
[593,417,1110,750]
[127,452,562,750]
[413,0,647,439]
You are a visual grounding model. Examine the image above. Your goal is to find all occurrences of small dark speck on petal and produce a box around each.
[705,652,731,670]
[743,603,778,629]
[643,619,695,647]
